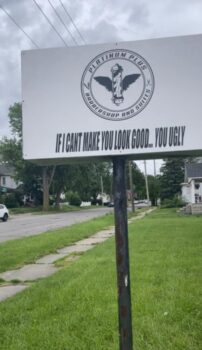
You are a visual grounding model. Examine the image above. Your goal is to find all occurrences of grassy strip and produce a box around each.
[0,209,201,349]
[0,213,113,273]
[10,205,97,215]
[10,205,145,216]
[0,208,142,273]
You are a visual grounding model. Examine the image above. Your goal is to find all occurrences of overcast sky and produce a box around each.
[0,0,202,174]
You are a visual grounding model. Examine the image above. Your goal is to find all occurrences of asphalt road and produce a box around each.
[0,207,113,243]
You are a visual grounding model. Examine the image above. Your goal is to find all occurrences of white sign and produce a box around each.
[22,34,202,164]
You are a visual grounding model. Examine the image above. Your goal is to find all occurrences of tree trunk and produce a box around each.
[42,166,56,211]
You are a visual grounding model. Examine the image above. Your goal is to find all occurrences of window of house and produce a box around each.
[195,183,200,190]
[195,194,199,203]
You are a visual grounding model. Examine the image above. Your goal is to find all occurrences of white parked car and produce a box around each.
[134,200,151,208]
[0,204,9,222]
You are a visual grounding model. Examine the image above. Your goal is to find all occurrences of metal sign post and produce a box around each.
[113,157,133,350]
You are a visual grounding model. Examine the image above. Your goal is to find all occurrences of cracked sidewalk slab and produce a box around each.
[57,244,94,254]
[0,264,58,282]
[92,229,114,238]
[75,237,109,245]
[0,285,28,302]
[36,253,68,264]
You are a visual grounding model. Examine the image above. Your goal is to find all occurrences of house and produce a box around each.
[0,164,18,192]
[181,163,202,214]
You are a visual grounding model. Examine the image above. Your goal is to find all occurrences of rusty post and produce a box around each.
[113,157,133,350]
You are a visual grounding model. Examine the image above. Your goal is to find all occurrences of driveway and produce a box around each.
[0,207,113,243]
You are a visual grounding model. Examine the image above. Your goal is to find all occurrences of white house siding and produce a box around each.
[0,175,18,190]
[181,179,202,204]
[181,184,191,203]
[181,163,202,207]
[190,180,196,204]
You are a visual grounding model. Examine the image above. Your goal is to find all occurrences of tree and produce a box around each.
[50,164,77,208]
[126,162,146,200]
[0,102,55,209]
[42,166,56,210]
[8,103,22,138]
[0,135,43,203]
[148,174,160,206]
[0,102,113,209]
[159,158,185,201]
[68,162,112,202]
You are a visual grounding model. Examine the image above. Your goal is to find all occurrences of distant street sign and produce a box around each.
[22,34,202,164]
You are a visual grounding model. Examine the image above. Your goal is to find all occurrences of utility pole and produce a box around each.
[129,161,135,212]
[144,160,150,204]
[153,159,157,177]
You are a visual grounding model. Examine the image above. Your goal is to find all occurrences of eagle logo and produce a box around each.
[94,64,140,106]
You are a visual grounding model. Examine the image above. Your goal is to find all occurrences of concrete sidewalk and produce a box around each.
[0,208,155,302]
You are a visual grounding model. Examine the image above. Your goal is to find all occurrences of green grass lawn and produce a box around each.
[0,209,201,349]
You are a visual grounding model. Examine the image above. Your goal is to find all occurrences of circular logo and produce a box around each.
[81,49,155,121]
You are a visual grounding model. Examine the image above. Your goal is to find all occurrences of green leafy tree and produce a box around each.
[148,174,160,206]
[126,162,146,199]
[159,158,185,201]
[69,162,112,202]
[50,165,77,207]
[0,103,48,208]
[8,103,22,138]
[0,103,113,209]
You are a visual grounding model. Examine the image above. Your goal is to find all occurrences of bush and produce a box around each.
[91,198,102,206]
[161,197,186,208]
[0,194,5,204]
[66,191,81,207]
[4,193,20,208]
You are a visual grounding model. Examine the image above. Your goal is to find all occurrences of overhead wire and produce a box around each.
[47,0,79,45]
[0,4,40,48]
[0,1,86,48]
[32,0,68,47]
[58,0,86,45]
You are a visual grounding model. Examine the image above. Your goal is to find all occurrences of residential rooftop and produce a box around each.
[185,163,202,181]
[0,164,15,176]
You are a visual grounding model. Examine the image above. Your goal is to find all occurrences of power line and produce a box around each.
[58,0,86,45]
[32,0,68,47]
[47,0,79,45]
[0,4,39,48]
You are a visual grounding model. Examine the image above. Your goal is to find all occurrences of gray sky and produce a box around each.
[0,0,202,174]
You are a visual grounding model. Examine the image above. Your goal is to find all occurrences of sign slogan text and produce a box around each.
[55,125,186,154]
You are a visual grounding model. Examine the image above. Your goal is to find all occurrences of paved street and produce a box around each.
[0,207,113,243]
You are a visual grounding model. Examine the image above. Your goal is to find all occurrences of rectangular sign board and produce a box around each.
[22,34,202,164]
